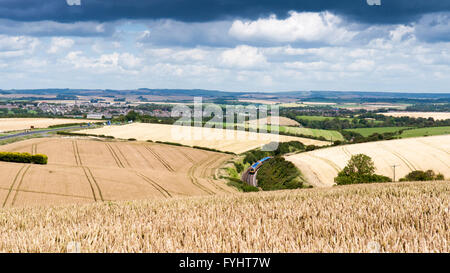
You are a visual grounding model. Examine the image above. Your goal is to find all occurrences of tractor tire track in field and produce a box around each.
[31,144,37,155]
[342,146,352,158]
[144,145,174,172]
[178,149,195,164]
[133,145,154,169]
[105,143,125,168]
[73,141,103,202]
[200,155,232,194]
[416,141,450,168]
[10,165,32,206]
[3,165,27,207]
[81,166,104,202]
[114,144,131,168]
[136,172,172,198]
[309,154,342,172]
[0,186,94,200]
[72,140,82,166]
[381,145,417,171]
[187,156,216,195]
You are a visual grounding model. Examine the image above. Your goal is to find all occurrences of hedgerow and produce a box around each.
[0,152,48,164]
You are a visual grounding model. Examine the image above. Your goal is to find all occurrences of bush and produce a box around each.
[0,152,48,164]
[399,170,445,181]
[233,162,244,173]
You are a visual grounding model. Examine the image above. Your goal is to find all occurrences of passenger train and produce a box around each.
[248,156,272,175]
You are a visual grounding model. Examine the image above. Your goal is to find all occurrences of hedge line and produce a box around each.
[57,131,115,139]
[0,152,48,164]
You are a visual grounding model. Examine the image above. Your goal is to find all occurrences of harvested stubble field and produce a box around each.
[76,123,329,154]
[0,137,235,207]
[382,112,450,120]
[0,181,448,252]
[286,135,450,187]
[0,118,97,133]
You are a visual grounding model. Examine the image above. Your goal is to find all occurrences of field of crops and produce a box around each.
[0,181,448,252]
[76,123,329,154]
[286,135,450,187]
[382,112,450,120]
[0,118,97,133]
[0,137,234,207]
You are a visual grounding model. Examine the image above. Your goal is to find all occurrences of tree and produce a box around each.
[335,154,391,185]
[341,154,375,177]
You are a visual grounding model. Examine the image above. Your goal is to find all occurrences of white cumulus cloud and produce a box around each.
[229,11,356,45]
[220,45,267,68]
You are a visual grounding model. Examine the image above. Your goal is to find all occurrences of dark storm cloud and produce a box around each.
[0,0,449,24]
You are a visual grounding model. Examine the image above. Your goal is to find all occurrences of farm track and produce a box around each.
[187,156,216,195]
[144,145,174,172]
[136,172,172,198]
[105,143,125,168]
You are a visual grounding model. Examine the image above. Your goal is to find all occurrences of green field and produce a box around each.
[399,126,450,138]
[281,126,343,141]
[344,127,412,137]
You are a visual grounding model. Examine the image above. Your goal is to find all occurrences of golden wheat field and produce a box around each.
[0,137,235,207]
[286,135,450,187]
[0,118,98,133]
[382,112,450,120]
[76,123,329,154]
[0,181,448,252]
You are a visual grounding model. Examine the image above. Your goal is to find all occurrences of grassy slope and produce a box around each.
[281,126,343,141]
[399,126,450,138]
[0,181,448,252]
[344,127,413,137]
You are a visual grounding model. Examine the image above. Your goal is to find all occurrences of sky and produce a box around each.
[0,0,449,93]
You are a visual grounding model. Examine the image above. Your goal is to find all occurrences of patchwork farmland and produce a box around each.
[286,135,450,187]
[0,137,235,207]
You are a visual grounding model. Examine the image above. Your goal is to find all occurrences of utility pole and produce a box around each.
[391,165,399,182]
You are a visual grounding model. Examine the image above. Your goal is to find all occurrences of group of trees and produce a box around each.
[242,141,318,165]
[256,157,305,191]
[400,170,445,182]
[334,154,391,185]
[335,154,445,185]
